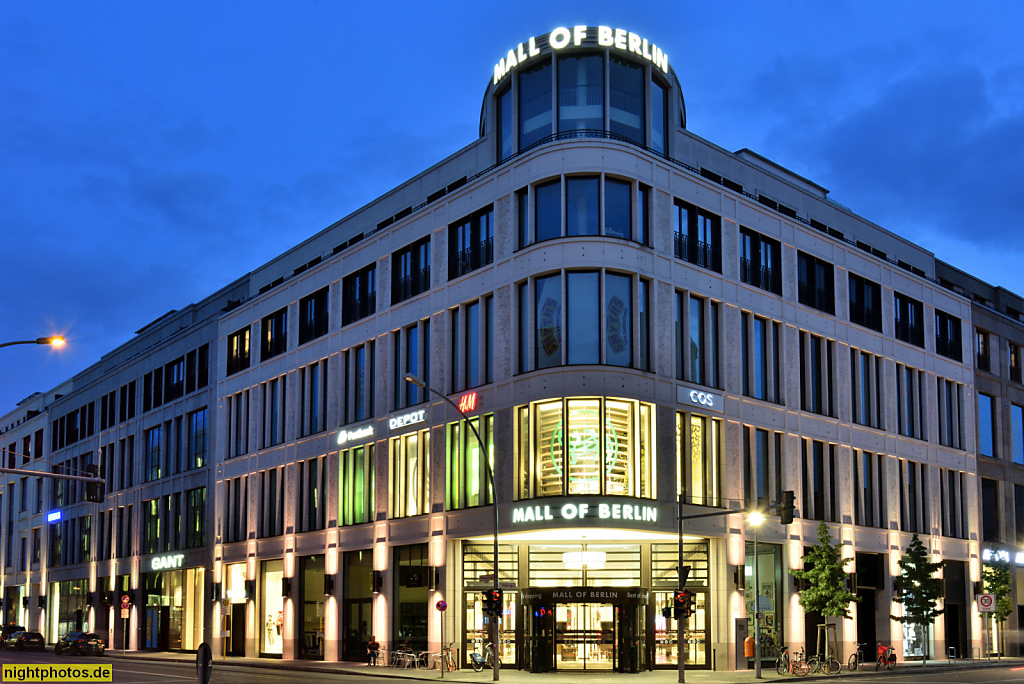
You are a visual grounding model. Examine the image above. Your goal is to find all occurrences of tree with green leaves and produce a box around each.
[891,534,944,665]
[791,521,860,657]
[982,557,1013,659]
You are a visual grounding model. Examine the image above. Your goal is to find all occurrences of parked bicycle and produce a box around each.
[806,646,841,675]
[876,642,896,671]
[469,641,501,672]
[776,645,790,675]
[787,647,811,677]
[848,642,868,670]
[442,642,458,671]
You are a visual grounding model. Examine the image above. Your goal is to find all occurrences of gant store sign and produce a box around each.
[493,26,669,84]
[510,497,660,528]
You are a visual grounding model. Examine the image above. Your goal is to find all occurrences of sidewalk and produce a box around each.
[104,650,1024,682]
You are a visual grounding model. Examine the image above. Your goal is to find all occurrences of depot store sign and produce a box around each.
[494,26,669,84]
[512,499,658,525]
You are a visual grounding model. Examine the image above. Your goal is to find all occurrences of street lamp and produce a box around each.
[748,510,766,679]
[403,373,500,681]
[0,336,65,349]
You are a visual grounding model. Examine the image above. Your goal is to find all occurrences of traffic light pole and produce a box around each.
[676,492,794,683]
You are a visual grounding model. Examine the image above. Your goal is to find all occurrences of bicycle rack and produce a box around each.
[947,646,956,665]
[971,646,981,661]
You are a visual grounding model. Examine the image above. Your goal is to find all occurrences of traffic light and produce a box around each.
[494,588,504,616]
[482,589,501,617]
[673,589,692,620]
[780,490,795,525]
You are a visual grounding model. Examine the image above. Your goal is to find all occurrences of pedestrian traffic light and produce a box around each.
[482,589,501,617]
[673,589,692,620]
[780,489,795,525]
[86,479,104,503]
[494,588,504,616]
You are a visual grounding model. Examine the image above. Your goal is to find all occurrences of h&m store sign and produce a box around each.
[494,26,669,84]
[511,499,658,526]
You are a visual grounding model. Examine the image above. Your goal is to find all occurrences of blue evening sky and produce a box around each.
[2,1,1022,412]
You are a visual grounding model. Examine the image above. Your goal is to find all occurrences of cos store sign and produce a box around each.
[677,387,723,413]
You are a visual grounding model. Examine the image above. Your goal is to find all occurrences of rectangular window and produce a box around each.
[340,445,375,526]
[941,468,966,539]
[297,456,327,533]
[1016,484,1024,544]
[226,476,248,543]
[675,292,719,388]
[936,377,963,449]
[797,251,835,314]
[606,274,632,368]
[604,178,632,240]
[673,200,721,272]
[447,415,495,510]
[517,188,529,249]
[299,286,329,344]
[186,408,207,470]
[895,363,925,439]
[535,274,562,369]
[344,341,375,424]
[638,278,650,371]
[894,292,925,347]
[535,180,561,243]
[390,429,430,518]
[849,273,882,332]
[143,499,160,554]
[394,320,429,408]
[982,477,999,542]
[853,450,877,528]
[342,263,376,325]
[637,185,651,246]
[976,328,991,372]
[799,331,834,416]
[676,413,720,507]
[1011,342,1022,383]
[739,228,782,295]
[258,467,285,538]
[261,375,286,448]
[164,356,185,402]
[740,312,781,403]
[227,390,250,458]
[497,85,512,161]
[801,439,837,522]
[519,59,552,150]
[260,307,288,361]
[393,236,431,304]
[299,359,328,437]
[227,327,251,376]
[518,282,529,373]
[1012,403,1024,465]
[144,426,161,483]
[744,428,782,507]
[898,459,924,533]
[449,207,493,279]
[979,393,995,458]
[452,298,491,391]
[935,309,963,361]
[558,54,603,132]
[185,487,205,549]
[566,177,600,236]
[651,79,667,154]
[517,397,653,500]
[567,271,600,364]
[609,55,644,145]
[850,348,884,429]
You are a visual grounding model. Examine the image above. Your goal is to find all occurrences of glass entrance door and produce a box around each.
[555,603,615,670]
[653,590,708,668]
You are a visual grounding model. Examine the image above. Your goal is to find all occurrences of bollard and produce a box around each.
[196,642,213,684]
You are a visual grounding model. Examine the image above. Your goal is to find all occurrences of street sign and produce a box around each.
[120,607,129,619]
[478,573,495,582]
[121,595,131,605]
[436,600,447,612]
[978,593,996,612]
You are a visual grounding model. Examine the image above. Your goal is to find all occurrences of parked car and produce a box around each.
[5,632,45,651]
[54,632,105,656]
[0,625,26,648]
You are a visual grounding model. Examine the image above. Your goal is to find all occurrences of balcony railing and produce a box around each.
[453,238,494,278]
[894,319,924,347]
[342,292,376,326]
[394,267,431,303]
[674,233,719,272]
[740,259,781,295]
[849,302,882,332]
[935,335,962,362]
[797,280,835,315]
[977,353,991,373]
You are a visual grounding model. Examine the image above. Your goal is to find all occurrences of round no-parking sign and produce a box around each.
[436,600,447,612]
[978,593,996,612]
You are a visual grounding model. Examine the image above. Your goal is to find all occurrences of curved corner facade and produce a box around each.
[0,23,1016,674]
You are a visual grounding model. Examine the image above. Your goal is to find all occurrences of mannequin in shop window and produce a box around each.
[266,614,276,646]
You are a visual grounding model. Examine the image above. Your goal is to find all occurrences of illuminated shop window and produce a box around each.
[339,445,375,526]
[675,413,720,507]
[516,397,653,499]
[390,429,430,518]
[447,414,494,510]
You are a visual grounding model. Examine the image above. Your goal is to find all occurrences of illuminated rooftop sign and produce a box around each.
[512,500,657,525]
[494,25,669,85]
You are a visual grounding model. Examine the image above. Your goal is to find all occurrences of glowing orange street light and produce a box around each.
[0,336,66,350]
